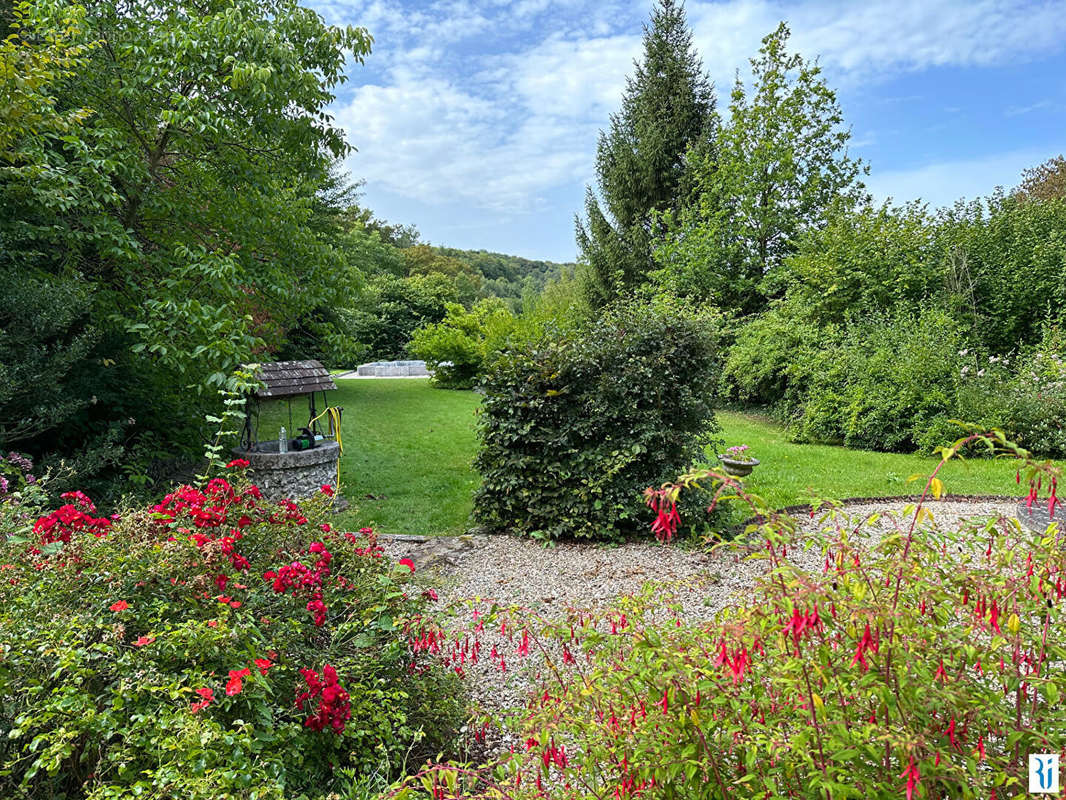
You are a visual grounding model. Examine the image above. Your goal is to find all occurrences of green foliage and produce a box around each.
[473,300,721,540]
[408,299,518,389]
[0,475,463,800]
[950,326,1066,458]
[0,268,99,447]
[721,299,832,411]
[350,272,460,360]
[576,0,716,305]
[654,23,867,314]
[1,0,371,489]
[432,247,570,308]
[783,202,944,324]
[793,308,967,451]
[939,193,1066,352]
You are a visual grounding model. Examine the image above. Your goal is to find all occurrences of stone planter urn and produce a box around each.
[719,456,760,478]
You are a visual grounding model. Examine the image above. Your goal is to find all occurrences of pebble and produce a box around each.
[380,498,1020,735]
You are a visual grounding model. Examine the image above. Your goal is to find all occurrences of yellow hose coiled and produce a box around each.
[308,406,344,490]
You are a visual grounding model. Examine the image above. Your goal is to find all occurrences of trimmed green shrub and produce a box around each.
[473,299,720,540]
[0,468,463,800]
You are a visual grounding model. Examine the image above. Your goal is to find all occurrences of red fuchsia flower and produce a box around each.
[934,658,948,682]
[726,646,750,685]
[989,599,1001,634]
[851,623,877,672]
[226,458,250,469]
[517,629,530,657]
[944,717,958,748]
[398,557,415,573]
[644,487,680,543]
[901,755,920,800]
[659,688,669,714]
[109,600,129,612]
[133,635,155,647]
[254,657,273,675]
[975,735,986,761]
[319,484,335,497]
[226,668,251,696]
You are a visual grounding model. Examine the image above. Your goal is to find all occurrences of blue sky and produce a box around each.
[309,0,1066,263]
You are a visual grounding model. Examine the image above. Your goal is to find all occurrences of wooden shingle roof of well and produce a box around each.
[252,360,337,398]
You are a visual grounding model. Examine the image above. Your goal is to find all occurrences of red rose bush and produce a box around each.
[0,467,463,800]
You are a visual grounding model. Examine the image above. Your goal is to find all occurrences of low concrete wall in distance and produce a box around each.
[356,360,431,377]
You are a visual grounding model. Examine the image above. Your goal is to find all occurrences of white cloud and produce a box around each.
[865,148,1052,208]
[316,0,1066,235]
[1005,99,1054,117]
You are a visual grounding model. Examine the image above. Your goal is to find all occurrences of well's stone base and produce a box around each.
[234,441,339,501]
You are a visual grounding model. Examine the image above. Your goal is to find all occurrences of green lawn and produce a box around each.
[260,379,480,536]
[712,410,1025,510]
[259,380,1032,536]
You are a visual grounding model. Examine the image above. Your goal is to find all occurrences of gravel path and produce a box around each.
[380,498,1019,742]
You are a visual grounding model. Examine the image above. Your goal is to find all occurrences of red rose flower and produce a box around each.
[110,600,129,612]
[226,668,251,696]
[398,557,415,573]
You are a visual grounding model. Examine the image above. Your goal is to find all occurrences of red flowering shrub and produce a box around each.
[0,468,464,800]
[389,431,1066,799]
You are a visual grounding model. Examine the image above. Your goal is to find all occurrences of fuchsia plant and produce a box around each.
[390,428,1066,800]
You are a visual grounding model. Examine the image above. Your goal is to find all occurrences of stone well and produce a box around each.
[233,441,339,501]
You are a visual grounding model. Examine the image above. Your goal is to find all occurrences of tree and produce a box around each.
[576,0,716,305]
[1,0,371,482]
[1014,155,1066,202]
[654,23,867,315]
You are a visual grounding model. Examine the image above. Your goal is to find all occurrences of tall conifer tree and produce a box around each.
[576,0,716,305]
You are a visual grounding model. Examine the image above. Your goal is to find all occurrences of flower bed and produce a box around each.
[0,464,463,800]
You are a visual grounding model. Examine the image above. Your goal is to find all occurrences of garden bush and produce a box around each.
[390,432,1066,799]
[408,299,518,389]
[946,326,1066,458]
[0,465,464,800]
[793,307,967,451]
[473,299,720,540]
[720,299,835,411]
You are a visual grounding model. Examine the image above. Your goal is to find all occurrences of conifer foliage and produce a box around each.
[575,0,716,305]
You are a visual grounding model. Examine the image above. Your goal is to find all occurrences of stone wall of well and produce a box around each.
[233,441,339,501]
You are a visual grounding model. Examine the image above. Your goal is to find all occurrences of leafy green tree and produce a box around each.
[655,23,867,314]
[576,0,716,305]
[1,0,371,480]
[783,202,944,324]
[349,273,459,360]
[938,192,1066,352]
[403,244,483,304]
[1014,154,1066,202]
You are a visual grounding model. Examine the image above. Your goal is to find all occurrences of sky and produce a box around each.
[307,0,1066,263]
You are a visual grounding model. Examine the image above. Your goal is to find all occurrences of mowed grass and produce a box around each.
[711,411,1028,511]
[260,380,1034,536]
[258,379,480,536]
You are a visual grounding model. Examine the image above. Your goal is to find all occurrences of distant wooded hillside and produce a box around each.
[433,246,573,304]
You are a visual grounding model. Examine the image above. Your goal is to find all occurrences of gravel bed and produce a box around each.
[380,498,1019,746]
